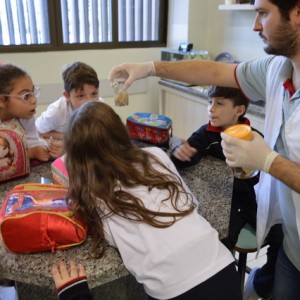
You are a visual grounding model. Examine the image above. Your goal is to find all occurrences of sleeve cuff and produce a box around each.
[263,150,279,173]
[58,278,92,300]
[57,276,87,293]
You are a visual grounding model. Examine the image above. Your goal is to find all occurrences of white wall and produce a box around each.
[1,48,163,122]
[204,0,265,61]
[167,0,265,62]
[167,0,190,48]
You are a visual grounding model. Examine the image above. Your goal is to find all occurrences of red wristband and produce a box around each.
[57,275,87,293]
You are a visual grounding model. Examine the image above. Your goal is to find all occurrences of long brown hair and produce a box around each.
[64,102,195,257]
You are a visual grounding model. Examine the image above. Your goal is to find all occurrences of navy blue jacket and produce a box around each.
[170,120,262,249]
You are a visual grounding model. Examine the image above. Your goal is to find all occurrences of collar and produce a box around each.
[0,117,16,124]
[283,78,295,98]
[207,117,251,133]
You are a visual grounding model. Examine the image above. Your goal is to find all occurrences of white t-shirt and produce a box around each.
[20,117,47,148]
[35,96,104,134]
[99,147,234,299]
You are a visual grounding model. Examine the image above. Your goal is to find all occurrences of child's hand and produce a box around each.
[173,141,197,161]
[52,261,87,290]
[48,137,64,158]
[28,146,50,161]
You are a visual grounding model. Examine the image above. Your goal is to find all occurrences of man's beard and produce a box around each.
[262,20,299,58]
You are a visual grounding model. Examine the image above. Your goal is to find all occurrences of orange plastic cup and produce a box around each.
[224,124,258,179]
[224,124,253,141]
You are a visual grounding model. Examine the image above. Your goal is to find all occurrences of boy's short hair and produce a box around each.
[62,62,99,93]
[208,86,249,111]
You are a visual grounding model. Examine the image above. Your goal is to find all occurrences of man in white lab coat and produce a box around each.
[109,1,300,299]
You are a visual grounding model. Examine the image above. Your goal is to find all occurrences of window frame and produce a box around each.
[0,0,168,53]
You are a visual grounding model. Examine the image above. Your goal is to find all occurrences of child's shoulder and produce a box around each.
[40,96,69,116]
[48,96,68,109]
[142,146,165,155]
[1,118,24,136]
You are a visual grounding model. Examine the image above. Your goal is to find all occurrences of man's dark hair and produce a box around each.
[270,0,299,21]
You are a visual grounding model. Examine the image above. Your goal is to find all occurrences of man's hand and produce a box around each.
[221,131,278,173]
[173,141,197,161]
[52,261,87,290]
[108,62,155,90]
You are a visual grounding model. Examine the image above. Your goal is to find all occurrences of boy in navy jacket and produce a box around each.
[170,86,283,299]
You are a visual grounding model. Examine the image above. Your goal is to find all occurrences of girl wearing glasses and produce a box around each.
[0,64,52,161]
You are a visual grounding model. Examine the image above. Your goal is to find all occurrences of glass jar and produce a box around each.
[112,79,129,107]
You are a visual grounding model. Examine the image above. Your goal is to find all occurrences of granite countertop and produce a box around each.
[169,136,233,239]
[0,163,129,289]
[159,79,266,119]
[179,157,233,239]
[0,152,233,291]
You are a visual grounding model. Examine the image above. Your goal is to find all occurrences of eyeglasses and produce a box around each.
[0,87,40,103]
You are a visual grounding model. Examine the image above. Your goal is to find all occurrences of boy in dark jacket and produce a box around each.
[170,86,283,299]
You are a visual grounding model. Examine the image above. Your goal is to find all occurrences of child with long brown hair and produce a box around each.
[64,101,242,300]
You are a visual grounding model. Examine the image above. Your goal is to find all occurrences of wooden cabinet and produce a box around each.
[159,85,209,139]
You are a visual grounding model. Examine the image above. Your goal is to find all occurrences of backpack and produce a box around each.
[0,183,87,253]
[126,112,172,149]
[51,155,69,187]
[0,119,30,183]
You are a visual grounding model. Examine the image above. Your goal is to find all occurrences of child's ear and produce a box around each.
[63,91,71,103]
[236,105,246,116]
[0,97,6,108]
[291,4,300,25]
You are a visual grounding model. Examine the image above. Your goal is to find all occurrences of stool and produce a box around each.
[233,223,259,292]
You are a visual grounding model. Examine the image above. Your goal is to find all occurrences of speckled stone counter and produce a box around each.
[179,157,233,239]
[167,136,233,239]
[0,152,233,299]
[0,163,144,300]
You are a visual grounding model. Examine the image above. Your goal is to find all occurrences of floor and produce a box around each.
[237,246,268,299]
[245,246,268,271]
[0,286,18,300]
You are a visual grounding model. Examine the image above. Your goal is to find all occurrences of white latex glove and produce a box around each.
[108,62,156,90]
[221,131,279,173]
[173,141,197,161]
